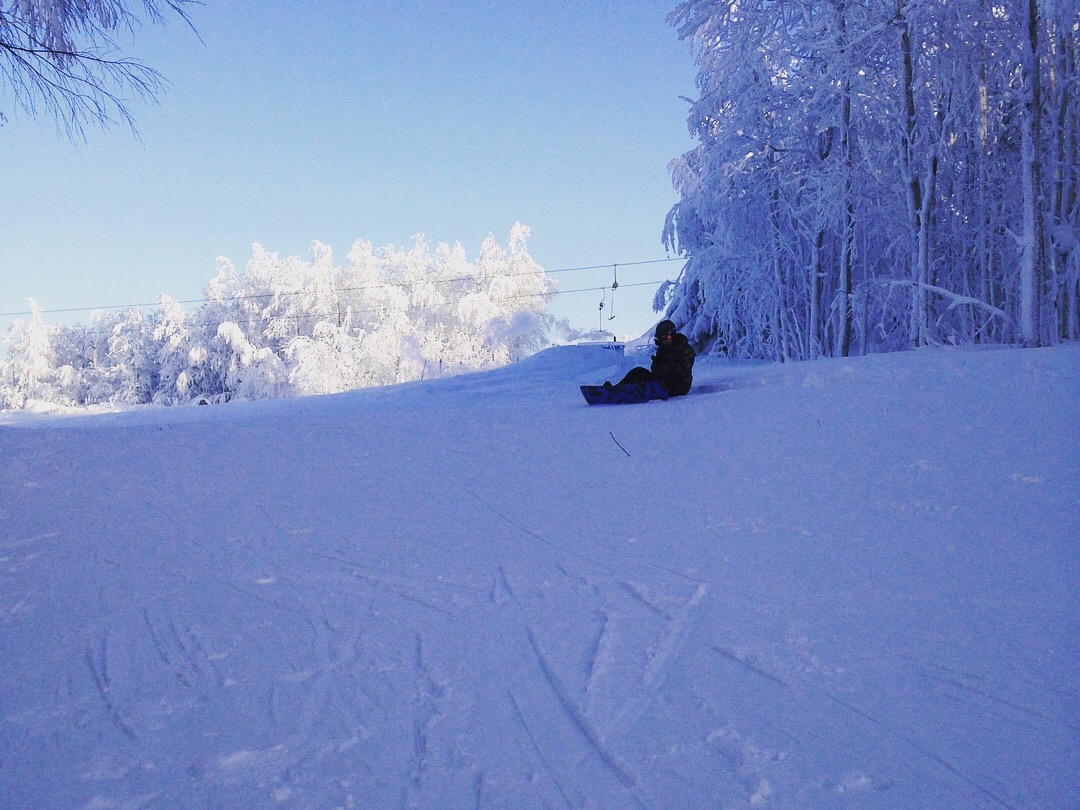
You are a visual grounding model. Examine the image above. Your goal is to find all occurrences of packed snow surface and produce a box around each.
[1,343,1077,808]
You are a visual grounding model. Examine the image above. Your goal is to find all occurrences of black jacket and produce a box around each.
[651,333,695,396]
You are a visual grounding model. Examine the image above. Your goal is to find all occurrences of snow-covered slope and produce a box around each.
[1,344,1077,808]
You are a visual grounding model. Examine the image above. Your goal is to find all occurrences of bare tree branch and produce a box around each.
[0,1,200,139]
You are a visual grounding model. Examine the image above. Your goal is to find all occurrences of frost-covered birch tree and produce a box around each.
[663,0,1079,357]
[0,300,56,408]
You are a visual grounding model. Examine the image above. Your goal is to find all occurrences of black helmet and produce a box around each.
[654,320,677,339]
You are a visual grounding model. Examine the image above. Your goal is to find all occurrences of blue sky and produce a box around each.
[1,1,696,340]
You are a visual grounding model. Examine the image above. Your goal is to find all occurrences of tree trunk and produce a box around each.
[1051,17,1078,341]
[898,1,924,348]
[837,0,854,357]
[810,228,825,358]
[915,156,938,346]
[1020,0,1047,346]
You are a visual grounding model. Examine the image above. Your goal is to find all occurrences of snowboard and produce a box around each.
[580,381,670,405]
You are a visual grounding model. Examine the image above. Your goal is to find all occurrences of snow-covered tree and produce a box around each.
[0,225,555,408]
[0,300,58,407]
[663,0,1079,357]
[152,295,199,404]
[215,321,289,402]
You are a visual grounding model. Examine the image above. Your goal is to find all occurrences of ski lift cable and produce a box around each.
[1,279,667,323]
[0,258,684,319]
[4,280,671,342]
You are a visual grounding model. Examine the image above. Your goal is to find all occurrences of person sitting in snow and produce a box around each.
[608,319,695,397]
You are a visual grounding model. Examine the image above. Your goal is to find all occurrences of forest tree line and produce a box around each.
[659,0,1079,358]
[0,225,554,408]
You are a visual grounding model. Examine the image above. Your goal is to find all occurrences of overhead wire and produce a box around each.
[0,257,684,319]
[1,281,674,342]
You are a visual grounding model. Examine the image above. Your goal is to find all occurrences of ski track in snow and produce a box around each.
[0,344,1077,807]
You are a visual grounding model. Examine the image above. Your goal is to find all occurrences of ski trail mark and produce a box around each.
[619,581,673,620]
[492,564,516,605]
[407,633,445,792]
[827,692,1018,809]
[142,608,196,688]
[508,689,574,809]
[712,645,791,688]
[85,635,139,744]
[584,611,618,714]
[455,483,616,571]
[527,628,643,803]
[904,654,1080,733]
[643,582,708,687]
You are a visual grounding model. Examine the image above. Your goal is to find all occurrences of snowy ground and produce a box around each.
[1,343,1077,809]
